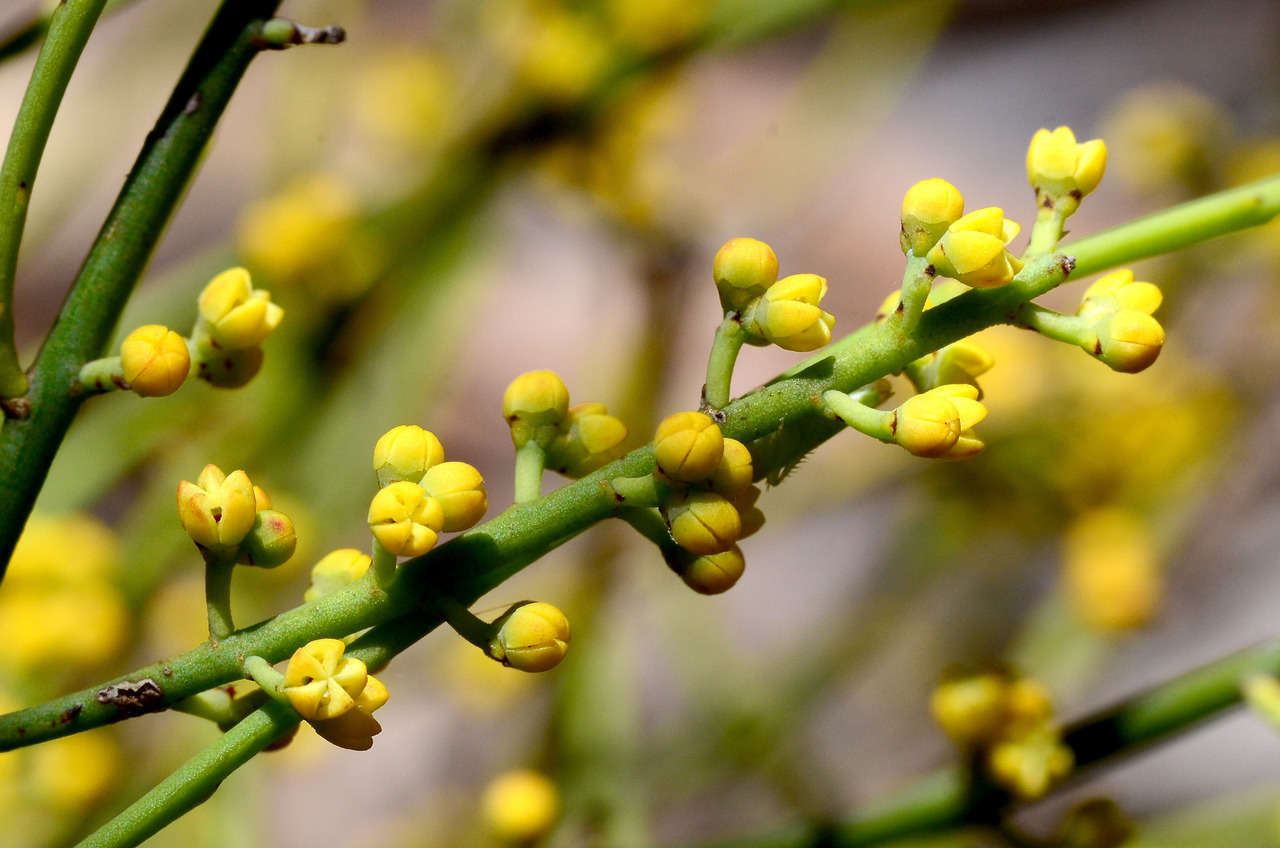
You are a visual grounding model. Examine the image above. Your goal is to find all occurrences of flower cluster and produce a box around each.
[176,464,297,566]
[502,370,627,476]
[713,238,836,352]
[1075,269,1165,373]
[931,671,1073,800]
[282,638,388,750]
[367,425,487,556]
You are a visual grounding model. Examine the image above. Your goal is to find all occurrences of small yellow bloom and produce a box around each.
[197,267,284,350]
[745,273,836,351]
[1063,509,1162,632]
[503,370,571,448]
[489,601,571,673]
[987,728,1074,800]
[666,490,742,556]
[238,509,297,568]
[482,769,561,842]
[312,674,388,750]
[892,385,987,458]
[926,207,1024,288]
[1087,309,1165,373]
[420,461,488,532]
[546,402,628,478]
[680,545,746,595]
[1076,268,1163,322]
[368,482,444,557]
[654,411,724,483]
[304,548,372,603]
[713,237,779,311]
[282,638,369,720]
[900,178,965,256]
[710,437,754,497]
[1027,126,1107,212]
[176,464,257,550]
[373,424,446,488]
[930,673,1008,746]
[120,325,190,397]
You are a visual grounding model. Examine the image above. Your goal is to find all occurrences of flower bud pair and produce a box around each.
[926,208,1024,288]
[177,465,296,564]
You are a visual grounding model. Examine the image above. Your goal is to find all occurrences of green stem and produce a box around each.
[822,390,893,443]
[0,0,137,66]
[205,556,235,642]
[0,0,283,578]
[170,688,237,726]
[433,594,497,653]
[610,473,667,508]
[241,656,287,704]
[1025,204,1067,257]
[705,315,746,409]
[370,538,396,586]
[75,700,299,848]
[76,355,126,394]
[897,255,934,332]
[618,507,691,575]
[5,179,1280,752]
[514,441,546,503]
[0,0,111,399]
[1012,303,1090,347]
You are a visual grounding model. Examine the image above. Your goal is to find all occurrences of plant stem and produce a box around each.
[610,474,667,508]
[705,315,746,409]
[897,255,934,333]
[241,656,287,704]
[75,700,299,848]
[1012,303,1090,347]
[433,594,496,653]
[76,355,126,394]
[370,538,396,586]
[618,507,692,576]
[0,0,283,578]
[0,0,110,399]
[1024,204,1067,257]
[0,0,138,66]
[204,556,235,642]
[822,390,893,442]
[514,441,546,503]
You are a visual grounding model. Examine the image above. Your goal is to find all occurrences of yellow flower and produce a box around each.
[1063,509,1162,632]
[892,385,987,458]
[312,675,389,751]
[1004,679,1055,738]
[304,548,372,603]
[176,464,257,551]
[503,370,571,448]
[709,437,754,497]
[420,461,488,532]
[680,545,746,595]
[713,237,778,311]
[373,425,445,488]
[926,207,1024,288]
[654,411,724,483]
[745,273,836,351]
[197,267,284,350]
[489,602,571,673]
[120,324,190,397]
[900,177,965,256]
[987,728,1074,800]
[1076,268,1163,322]
[1086,309,1165,373]
[481,769,561,842]
[367,482,444,557]
[238,509,297,568]
[545,402,628,478]
[1026,126,1107,212]
[666,490,742,556]
[930,673,1008,746]
[282,638,369,720]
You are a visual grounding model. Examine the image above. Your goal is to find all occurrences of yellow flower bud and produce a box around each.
[654,411,724,483]
[709,438,754,497]
[489,601,571,673]
[368,482,444,557]
[421,461,488,532]
[546,402,628,477]
[713,237,779,311]
[987,728,1074,800]
[900,178,965,256]
[666,490,742,556]
[681,545,746,595]
[373,425,446,488]
[238,509,297,568]
[311,674,389,750]
[197,267,284,350]
[304,548,372,603]
[195,344,263,388]
[1086,309,1165,373]
[1064,509,1162,632]
[1027,126,1107,212]
[1076,269,1163,322]
[482,769,560,842]
[176,464,257,550]
[745,273,836,351]
[503,370,570,448]
[282,638,369,720]
[729,485,765,538]
[930,673,1008,746]
[926,207,1024,288]
[892,385,987,458]
[120,325,190,397]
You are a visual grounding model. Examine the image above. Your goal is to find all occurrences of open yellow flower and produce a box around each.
[197,267,284,350]
[368,482,444,556]
[926,207,1024,288]
[176,464,257,551]
[282,638,369,721]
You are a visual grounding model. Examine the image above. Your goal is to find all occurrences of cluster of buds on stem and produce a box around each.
[502,370,628,479]
[714,238,836,352]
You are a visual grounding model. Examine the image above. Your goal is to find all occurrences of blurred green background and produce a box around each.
[3,0,1280,845]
